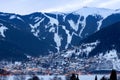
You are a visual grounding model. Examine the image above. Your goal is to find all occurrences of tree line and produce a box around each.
[27,69,117,80]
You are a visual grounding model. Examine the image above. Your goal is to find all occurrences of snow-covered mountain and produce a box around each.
[0,7,120,60]
[63,21,120,57]
[80,21,120,57]
[60,21,120,71]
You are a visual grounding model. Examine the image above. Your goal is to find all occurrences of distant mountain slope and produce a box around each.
[77,21,120,58]
[0,7,120,60]
[0,19,57,57]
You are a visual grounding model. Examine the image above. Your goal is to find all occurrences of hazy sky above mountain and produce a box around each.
[0,0,120,14]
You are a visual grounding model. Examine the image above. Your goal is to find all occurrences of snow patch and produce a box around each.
[79,16,87,37]
[79,40,100,56]
[98,49,120,70]
[63,15,66,22]
[33,30,40,37]
[9,15,16,19]
[62,50,75,57]
[49,27,55,33]
[54,33,62,52]
[30,18,45,29]
[68,20,77,31]
[34,17,42,22]
[43,13,59,26]
[16,16,24,22]
[29,18,45,37]
[30,24,40,37]
[0,23,8,37]
[68,16,81,32]
[9,15,24,21]
[97,19,103,30]
[62,26,72,49]
[0,13,8,16]
[61,41,99,58]
[103,49,118,60]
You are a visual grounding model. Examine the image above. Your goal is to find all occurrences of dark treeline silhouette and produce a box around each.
[27,69,118,80]
[96,69,117,80]
[69,69,117,80]
[110,69,117,80]
[28,74,40,80]
[67,69,117,80]
[70,73,79,80]
[0,68,10,75]
[95,75,97,80]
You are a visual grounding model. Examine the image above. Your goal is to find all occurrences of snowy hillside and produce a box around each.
[0,7,120,60]
[59,21,120,71]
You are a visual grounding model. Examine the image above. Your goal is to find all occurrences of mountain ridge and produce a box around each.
[0,7,120,60]
[81,21,120,57]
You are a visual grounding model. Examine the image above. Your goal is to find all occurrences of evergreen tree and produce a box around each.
[28,74,40,80]
[32,75,39,80]
[110,69,117,80]
[76,74,79,80]
[70,73,77,80]
[95,75,97,80]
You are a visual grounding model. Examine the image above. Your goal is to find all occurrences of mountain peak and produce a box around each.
[71,7,119,18]
[0,7,120,60]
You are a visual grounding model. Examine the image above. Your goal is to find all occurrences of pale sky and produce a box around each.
[0,0,120,15]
